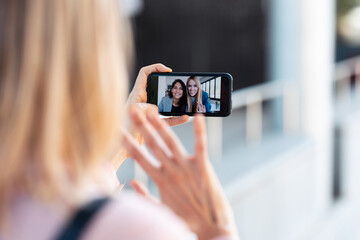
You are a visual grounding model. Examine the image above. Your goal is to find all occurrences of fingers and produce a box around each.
[125,102,158,135]
[146,110,188,160]
[197,103,205,113]
[194,114,208,160]
[129,106,175,168]
[121,129,159,179]
[163,115,190,127]
[125,103,158,146]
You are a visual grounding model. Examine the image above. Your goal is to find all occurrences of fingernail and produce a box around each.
[164,66,172,72]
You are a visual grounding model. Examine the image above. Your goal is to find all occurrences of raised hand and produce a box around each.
[197,102,206,113]
[122,106,237,240]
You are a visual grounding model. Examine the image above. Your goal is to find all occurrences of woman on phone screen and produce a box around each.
[186,76,212,113]
[0,1,238,240]
[158,79,187,113]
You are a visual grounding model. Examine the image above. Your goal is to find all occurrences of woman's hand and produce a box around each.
[110,64,189,170]
[127,63,190,126]
[122,106,238,240]
[197,102,206,113]
[127,64,170,105]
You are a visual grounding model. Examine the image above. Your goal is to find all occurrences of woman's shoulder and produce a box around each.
[82,191,190,240]
[161,95,172,101]
[159,95,172,105]
[202,90,209,97]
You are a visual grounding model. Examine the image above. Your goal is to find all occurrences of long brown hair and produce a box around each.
[169,79,187,106]
[0,0,131,218]
[186,76,202,112]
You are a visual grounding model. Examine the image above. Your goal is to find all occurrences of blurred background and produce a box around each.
[119,0,360,239]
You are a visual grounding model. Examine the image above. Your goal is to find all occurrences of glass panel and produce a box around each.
[216,77,221,99]
[211,79,215,98]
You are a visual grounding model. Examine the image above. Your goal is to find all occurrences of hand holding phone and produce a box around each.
[147,72,233,117]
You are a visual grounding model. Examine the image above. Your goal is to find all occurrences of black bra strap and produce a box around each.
[54,197,110,240]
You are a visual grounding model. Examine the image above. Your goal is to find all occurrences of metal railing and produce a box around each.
[134,56,360,184]
[207,80,301,159]
[208,56,360,160]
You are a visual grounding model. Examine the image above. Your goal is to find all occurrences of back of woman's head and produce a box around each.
[0,0,131,213]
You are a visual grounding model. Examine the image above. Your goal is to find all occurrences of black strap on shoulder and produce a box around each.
[54,197,110,240]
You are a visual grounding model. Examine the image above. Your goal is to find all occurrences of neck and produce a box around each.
[173,98,180,106]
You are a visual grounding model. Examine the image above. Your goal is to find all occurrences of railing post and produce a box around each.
[283,83,300,134]
[246,93,263,143]
[207,118,223,162]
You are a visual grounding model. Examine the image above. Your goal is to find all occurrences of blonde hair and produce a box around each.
[186,76,202,112]
[0,0,131,216]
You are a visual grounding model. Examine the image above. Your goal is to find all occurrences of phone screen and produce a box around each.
[147,73,232,117]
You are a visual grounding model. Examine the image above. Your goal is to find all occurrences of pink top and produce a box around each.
[1,192,239,240]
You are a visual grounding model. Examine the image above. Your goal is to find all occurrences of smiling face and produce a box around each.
[187,79,198,97]
[171,82,184,100]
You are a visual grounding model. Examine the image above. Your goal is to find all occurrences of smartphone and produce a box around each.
[147,72,232,117]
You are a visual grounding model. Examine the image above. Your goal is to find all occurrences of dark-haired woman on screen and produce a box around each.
[158,79,187,113]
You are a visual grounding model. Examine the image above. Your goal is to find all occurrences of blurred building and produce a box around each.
[119,0,360,239]
[132,0,267,90]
